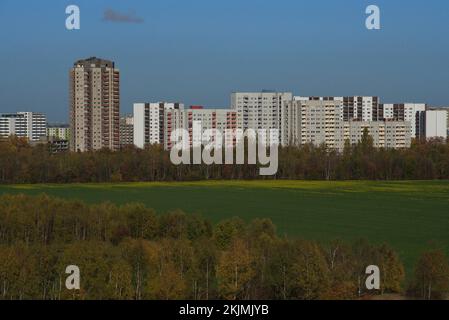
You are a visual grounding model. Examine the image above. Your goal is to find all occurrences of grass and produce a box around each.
[1,180,449,273]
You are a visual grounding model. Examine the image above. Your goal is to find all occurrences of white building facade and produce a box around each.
[282,100,343,148]
[294,96,380,122]
[339,121,411,150]
[231,91,292,132]
[180,107,237,149]
[133,102,184,149]
[422,110,448,140]
[0,112,47,142]
[131,93,446,153]
[381,103,426,138]
[281,99,411,151]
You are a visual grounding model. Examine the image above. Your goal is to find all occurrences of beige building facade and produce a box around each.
[70,57,120,152]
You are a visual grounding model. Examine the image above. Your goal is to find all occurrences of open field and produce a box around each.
[1,180,449,272]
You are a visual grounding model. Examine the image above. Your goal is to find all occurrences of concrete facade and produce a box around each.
[70,57,120,152]
[0,112,47,142]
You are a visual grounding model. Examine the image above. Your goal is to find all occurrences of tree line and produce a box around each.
[1,135,449,184]
[0,194,448,300]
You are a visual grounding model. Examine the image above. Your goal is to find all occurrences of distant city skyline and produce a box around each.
[1,0,449,122]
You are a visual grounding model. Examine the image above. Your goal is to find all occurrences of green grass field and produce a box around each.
[1,180,449,272]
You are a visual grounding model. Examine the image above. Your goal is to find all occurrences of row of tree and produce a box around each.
[0,194,448,300]
[1,136,449,183]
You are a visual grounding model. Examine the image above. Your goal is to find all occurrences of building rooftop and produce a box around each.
[74,57,115,68]
[47,123,70,128]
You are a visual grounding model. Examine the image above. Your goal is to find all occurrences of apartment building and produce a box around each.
[164,106,185,150]
[180,106,237,148]
[128,92,444,152]
[426,107,449,138]
[339,121,411,150]
[70,57,120,152]
[419,110,448,140]
[0,112,47,141]
[294,96,379,122]
[134,103,237,150]
[133,102,184,149]
[441,108,449,136]
[437,108,449,131]
[0,114,25,138]
[281,99,411,150]
[381,103,426,138]
[231,91,292,131]
[47,124,70,141]
[292,98,425,140]
[382,121,412,149]
[282,100,343,148]
[119,115,134,147]
[281,100,302,147]
[23,112,47,141]
[47,137,70,154]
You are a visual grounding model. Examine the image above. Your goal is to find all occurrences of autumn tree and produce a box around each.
[290,241,330,300]
[216,238,255,300]
[376,244,405,294]
[409,248,449,300]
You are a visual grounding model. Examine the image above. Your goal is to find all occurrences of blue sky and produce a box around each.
[0,0,448,122]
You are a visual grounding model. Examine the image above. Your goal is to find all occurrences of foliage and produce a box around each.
[0,194,414,300]
[408,247,449,300]
[1,137,449,183]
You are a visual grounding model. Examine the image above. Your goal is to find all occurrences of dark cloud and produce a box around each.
[103,9,144,24]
